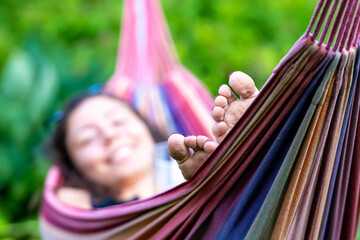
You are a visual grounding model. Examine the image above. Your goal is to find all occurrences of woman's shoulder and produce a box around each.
[56,186,92,209]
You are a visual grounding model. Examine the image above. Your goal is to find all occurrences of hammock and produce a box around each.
[41,0,360,239]
[105,0,214,138]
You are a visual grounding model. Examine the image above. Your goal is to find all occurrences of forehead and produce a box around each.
[67,96,135,128]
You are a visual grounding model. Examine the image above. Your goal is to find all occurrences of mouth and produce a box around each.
[108,144,136,165]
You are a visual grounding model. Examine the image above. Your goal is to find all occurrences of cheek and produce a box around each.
[127,122,153,144]
[72,145,105,170]
[124,122,154,165]
[133,125,155,165]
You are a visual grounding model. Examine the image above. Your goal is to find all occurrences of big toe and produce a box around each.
[229,71,258,99]
[168,134,190,162]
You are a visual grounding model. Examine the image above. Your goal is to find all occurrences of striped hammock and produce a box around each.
[41,0,360,239]
[105,0,214,138]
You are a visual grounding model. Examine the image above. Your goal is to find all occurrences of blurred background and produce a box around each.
[0,0,316,238]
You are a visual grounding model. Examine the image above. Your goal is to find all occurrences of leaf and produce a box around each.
[0,52,35,104]
[26,61,58,126]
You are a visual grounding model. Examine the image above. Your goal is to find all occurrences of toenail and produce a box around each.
[172,132,179,135]
[229,72,235,78]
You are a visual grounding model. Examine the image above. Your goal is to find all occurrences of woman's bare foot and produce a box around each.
[168,71,258,180]
[168,134,218,180]
[212,71,258,142]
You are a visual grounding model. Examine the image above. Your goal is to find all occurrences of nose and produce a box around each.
[102,124,116,145]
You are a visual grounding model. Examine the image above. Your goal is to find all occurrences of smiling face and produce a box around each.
[65,95,155,189]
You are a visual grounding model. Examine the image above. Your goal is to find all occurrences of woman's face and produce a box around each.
[65,95,155,188]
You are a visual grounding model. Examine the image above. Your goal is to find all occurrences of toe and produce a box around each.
[184,135,197,149]
[219,84,237,103]
[168,134,191,163]
[196,136,210,149]
[203,140,218,153]
[229,71,258,99]
[214,95,228,108]
[212,106,225,122]
[212,122,228,141]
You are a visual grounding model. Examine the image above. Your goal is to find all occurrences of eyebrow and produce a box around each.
[104,104,128,117]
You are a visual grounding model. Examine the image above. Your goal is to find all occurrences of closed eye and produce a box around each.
[76,129,99,147]
[78,136,97,147]
[113,117,126,126]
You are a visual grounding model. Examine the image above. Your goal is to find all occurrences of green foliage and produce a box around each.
[163,0,316,92]
[0,41,56,233]
[0,220,40,239]
[0,0,317,238]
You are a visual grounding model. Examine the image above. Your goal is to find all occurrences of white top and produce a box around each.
[153,142,185,192]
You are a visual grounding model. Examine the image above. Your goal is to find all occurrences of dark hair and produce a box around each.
[47,92,166,196]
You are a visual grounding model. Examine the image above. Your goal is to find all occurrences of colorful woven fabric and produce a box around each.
[105,0,214,138]
[41,0,360,239]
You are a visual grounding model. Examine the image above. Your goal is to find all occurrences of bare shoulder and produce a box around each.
[56,186,92,209]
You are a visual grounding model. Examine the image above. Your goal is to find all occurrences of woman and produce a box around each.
[49,71,258,209]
